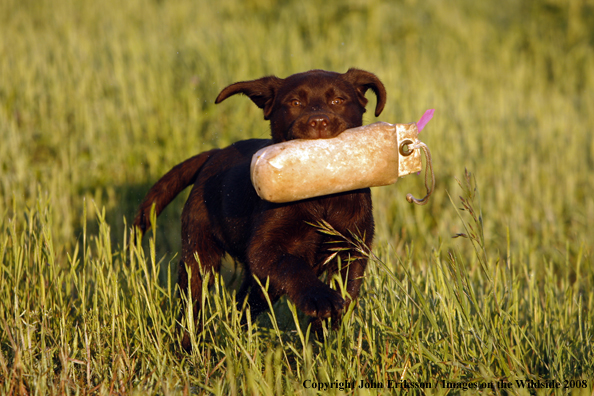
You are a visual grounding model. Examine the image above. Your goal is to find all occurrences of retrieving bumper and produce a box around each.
[250,121,434,204]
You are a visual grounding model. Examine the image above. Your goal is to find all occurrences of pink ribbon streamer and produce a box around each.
[417,109,434,132]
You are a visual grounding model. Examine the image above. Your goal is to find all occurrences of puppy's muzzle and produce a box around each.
[306,114,334,138]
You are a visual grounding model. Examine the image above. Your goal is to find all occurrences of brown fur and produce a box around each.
[133,69,387,350]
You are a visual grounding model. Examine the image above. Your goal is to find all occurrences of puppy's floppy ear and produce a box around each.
[215,76,283,120]
[343,68,387,117]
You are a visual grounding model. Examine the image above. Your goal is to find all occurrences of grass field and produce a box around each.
[1,0,593,394]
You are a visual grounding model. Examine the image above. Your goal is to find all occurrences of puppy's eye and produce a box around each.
[290,99,302,107]
[331,98,344,105]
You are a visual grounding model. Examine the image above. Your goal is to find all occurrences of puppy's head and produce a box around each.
[215,69,387,143]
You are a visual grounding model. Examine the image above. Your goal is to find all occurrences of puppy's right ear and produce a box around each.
[215,76,283,120]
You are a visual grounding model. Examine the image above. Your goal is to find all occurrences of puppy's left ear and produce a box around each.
[215,76,283,120]
[343,69,387,117]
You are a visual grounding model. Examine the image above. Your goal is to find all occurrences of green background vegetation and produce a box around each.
[1,0,593,393]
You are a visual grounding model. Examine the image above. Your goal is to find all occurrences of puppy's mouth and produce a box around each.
[287,113,350,140]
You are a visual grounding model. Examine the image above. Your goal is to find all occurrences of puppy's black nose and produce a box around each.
[307,115,330,138]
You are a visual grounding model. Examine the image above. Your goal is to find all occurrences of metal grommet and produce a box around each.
[399,139,414,156]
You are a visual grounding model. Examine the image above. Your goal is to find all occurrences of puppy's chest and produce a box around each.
[301,191,372,229]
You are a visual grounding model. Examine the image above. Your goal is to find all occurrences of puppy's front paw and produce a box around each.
[295,284,345,319]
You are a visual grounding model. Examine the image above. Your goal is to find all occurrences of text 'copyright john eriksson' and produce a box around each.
[302,379,589,392]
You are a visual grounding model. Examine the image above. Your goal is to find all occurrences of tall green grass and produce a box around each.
[1,0,593,393]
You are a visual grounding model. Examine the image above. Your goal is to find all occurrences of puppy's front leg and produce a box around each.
[246,224,346,321]
[277,253,346,319]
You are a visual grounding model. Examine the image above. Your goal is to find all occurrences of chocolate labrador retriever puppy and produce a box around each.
[133,69,386,350]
